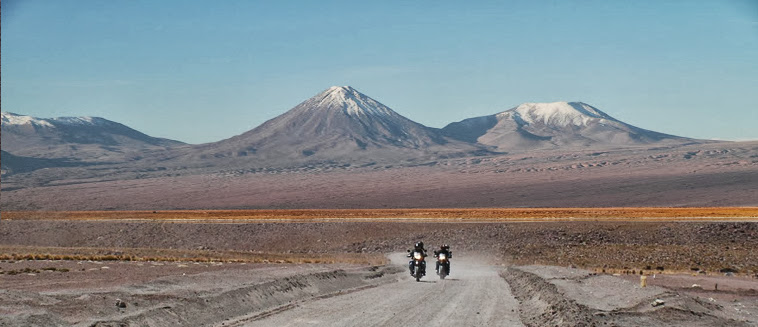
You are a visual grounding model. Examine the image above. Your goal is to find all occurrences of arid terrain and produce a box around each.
[1,210,757,326]
[3,2,756,325]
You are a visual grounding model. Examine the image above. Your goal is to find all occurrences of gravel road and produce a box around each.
[238,253,524,327]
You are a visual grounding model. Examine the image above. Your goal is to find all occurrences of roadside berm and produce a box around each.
[503,265,757,326]
[0,262,401,327]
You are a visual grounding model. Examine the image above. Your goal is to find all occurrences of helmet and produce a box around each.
[442,244,449,250]
[415,241,424,249]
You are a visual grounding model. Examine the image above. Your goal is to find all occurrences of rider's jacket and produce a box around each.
[408,247,427,259]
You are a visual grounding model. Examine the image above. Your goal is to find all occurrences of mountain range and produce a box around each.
[4,86,757,210]
[2,86,697,176]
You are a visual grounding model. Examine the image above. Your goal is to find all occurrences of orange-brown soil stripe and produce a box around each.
[3,208,758,221]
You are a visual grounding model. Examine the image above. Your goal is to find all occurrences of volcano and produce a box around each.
[185,86,489,166]
[442,101,695,151]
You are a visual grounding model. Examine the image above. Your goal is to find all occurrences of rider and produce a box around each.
[433,244,452,275]
[407,241,427,276]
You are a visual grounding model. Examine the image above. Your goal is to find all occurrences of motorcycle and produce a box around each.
[408,250,426,282]
[436,252,450,280]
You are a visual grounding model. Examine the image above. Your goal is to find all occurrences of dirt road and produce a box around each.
[2,253,756,326]
[237,253,524,327]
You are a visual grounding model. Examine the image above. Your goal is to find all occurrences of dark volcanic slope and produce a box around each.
[175,86,490,167]
[0,150,85,175]
[443,102,695,151]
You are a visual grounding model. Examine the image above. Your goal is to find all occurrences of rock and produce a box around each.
[651,299,665,307]
[115,299,127,308]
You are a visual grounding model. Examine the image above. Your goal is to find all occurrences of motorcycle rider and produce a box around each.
[433,244,452,275]
[407,241,427,276]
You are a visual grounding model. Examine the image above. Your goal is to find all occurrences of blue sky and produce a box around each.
[2,0,757,144]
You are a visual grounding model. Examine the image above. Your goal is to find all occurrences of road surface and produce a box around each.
[239,252,524,326]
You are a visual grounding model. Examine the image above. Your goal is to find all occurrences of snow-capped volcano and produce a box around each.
[312,86,395,117]
[246,85,449,148]
[186,86,486,164]
[443,101,692,151]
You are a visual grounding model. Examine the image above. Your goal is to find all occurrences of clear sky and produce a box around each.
[2,0,757,144]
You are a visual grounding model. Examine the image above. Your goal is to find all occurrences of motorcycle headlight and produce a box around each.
[439,253,446,260]
[413,252,423,260]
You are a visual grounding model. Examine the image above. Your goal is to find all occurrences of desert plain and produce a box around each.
[2,208,757,326]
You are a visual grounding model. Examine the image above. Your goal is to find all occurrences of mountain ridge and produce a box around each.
[1,112,185,163]
[2,88,710,179]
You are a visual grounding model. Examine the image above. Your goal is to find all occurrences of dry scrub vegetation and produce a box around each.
[0,246,387,266]
[2,210,756,277]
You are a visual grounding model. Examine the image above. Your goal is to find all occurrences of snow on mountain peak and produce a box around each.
[51,116,100,125]
[503,101,612,127]
[1,112,55,127]
[2,111,106,128]
[315,86,394,117]
[326,85,354,93]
